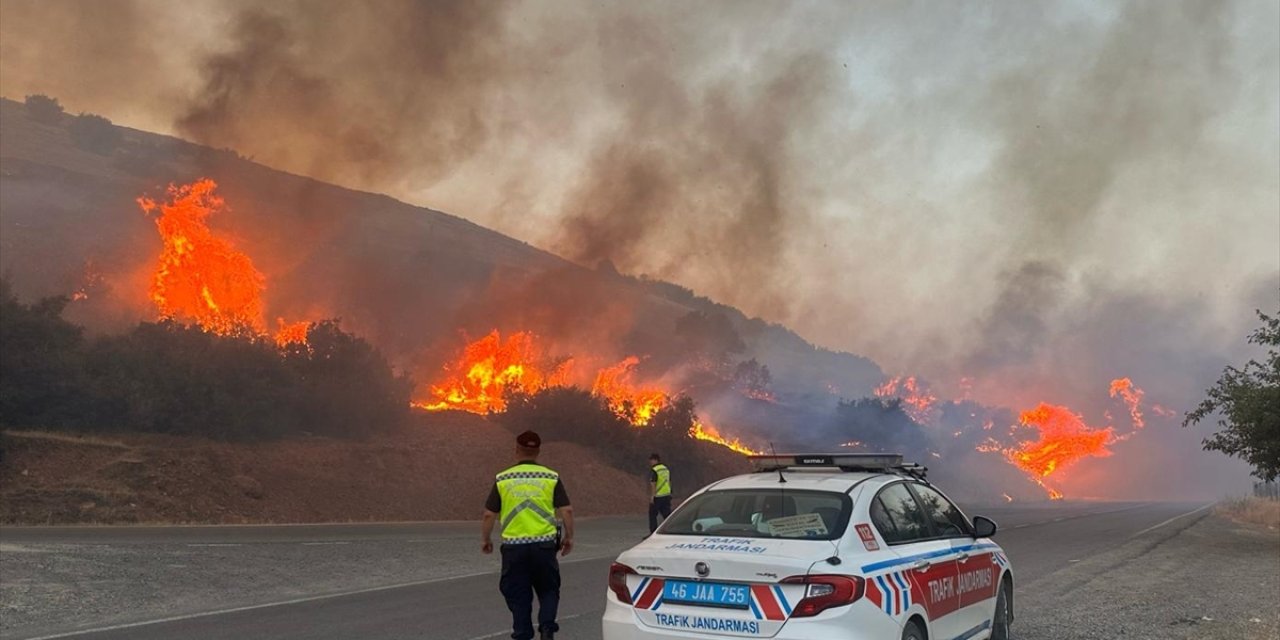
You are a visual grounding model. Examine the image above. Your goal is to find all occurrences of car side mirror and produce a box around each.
[972,515,998,538]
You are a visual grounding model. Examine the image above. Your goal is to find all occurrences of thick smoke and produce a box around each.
[1,0,1276,498]
[173,1,513,189]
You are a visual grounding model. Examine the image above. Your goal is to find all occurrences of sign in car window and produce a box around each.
[767,513,828,538]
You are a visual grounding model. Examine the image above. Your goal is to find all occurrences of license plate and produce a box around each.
[662,580,750,609]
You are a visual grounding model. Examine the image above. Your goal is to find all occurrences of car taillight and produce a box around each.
[781,574,864,617]
[608,562,637,604]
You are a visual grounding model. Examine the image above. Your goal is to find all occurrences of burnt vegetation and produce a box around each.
[0,280,411,440]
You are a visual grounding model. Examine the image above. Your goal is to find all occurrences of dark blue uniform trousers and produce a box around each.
[499,542,560,639]
[649,496,673,533]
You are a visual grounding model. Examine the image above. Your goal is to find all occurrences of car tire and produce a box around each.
[901,619,926,640]
[991,578,1012,640]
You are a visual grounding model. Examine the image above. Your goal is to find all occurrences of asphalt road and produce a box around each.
[4,501,1216,640]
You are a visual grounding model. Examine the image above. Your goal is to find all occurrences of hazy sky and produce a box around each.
[1,0,1276,414]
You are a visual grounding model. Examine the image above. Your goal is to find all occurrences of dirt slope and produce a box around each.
[0,414,747,525]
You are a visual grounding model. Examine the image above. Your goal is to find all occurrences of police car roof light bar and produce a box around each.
[749,453,911,473]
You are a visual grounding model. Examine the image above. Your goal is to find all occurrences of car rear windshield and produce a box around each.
[658,489,851,540]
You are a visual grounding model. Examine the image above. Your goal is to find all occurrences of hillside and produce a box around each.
[0,97,882,439]
[0,413,750,524]
[0,96,1075,515]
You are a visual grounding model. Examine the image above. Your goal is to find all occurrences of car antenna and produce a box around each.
[769,442,786,484]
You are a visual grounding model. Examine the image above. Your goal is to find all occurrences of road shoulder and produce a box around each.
[1016,510,1280,639]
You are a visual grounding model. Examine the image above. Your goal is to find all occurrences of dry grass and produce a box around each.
[1216,496,1280,530]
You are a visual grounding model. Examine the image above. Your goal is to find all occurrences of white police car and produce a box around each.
[603,453,1013,640]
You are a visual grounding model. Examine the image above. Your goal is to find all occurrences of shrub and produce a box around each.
[69,113,122,155]
[500,387,708,476]
[83,322,301,439]
[283,320,412,438]
[0,281,412,440]
[24,95,64,124]
[501,387,634,465]
[0,280,87,427]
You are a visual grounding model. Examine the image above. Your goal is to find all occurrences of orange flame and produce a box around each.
[592,357,668,426]
[977,402,1115,498]
[1009,403,1115,478]
[139,179,265,335]
[874,376,939,425]
[274,319,310,348]
[418,332,756,453]
[977,376,1161,499]
[689,420,759,455]
[415,330,569,414]
[1108,377,1146,429]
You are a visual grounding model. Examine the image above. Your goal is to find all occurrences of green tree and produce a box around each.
[1184,309,1280,481]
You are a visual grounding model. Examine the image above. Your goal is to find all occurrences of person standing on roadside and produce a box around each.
[482,430,574,640]
[648,453,672,534]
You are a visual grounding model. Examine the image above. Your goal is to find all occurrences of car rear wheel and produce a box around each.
[991,578,1012,640]
[901,619,926,640]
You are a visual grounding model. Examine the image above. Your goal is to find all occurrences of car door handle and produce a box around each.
[912,559,932,572]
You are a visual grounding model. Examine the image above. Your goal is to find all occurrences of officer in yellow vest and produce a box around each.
[482,430,573,640]
[648,453,672,533]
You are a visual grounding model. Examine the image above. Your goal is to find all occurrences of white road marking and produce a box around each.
[183,543,241,547]
[1007,503,1149,530]
[463,613,586,640]
[22,554,616,640]
[300,541,350,546]
[1129,502,1216,539]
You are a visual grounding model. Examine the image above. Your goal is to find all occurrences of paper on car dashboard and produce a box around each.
[766,513,827,537]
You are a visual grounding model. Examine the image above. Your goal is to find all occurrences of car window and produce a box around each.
[869,496,900,540]
[911,484,971,537]
[872,483,932,544]
[659,489,850,540]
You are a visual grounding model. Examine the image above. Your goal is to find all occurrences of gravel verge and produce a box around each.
[0,517,645,638]
[1015,511,1280,640]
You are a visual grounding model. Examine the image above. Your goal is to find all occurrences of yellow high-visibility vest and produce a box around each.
[496,463,559,544]
[652,463,671,498]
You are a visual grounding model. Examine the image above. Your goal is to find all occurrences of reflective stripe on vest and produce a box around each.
[496,463,559,544]
[652,464,671,497]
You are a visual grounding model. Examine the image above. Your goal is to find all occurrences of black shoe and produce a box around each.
[539,631,554,640]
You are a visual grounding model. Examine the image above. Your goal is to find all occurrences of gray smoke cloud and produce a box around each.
[1,0,1276,496]
[171,1,513,188]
